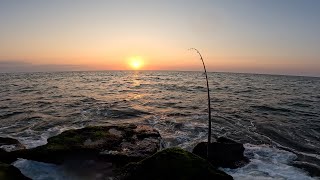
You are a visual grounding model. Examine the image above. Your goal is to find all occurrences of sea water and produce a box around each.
[0,71,319,179]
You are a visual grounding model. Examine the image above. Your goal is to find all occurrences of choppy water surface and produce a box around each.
[0,71,319,179]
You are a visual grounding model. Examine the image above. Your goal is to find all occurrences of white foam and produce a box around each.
[223,144,316,180]
[0,145,18,152]
[16,125,85,149]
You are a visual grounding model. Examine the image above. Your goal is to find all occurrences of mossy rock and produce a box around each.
[121,148,233,180]
[0,162,30,180]
[14,124,162,164]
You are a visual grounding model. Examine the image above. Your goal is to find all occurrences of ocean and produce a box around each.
[0,71,319,179]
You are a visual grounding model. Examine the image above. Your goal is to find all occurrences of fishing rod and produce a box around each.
[189,48,212,159]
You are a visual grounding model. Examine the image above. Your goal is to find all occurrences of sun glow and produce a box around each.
[129,56,144,70]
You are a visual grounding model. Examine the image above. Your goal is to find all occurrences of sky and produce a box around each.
[0,0,319,76]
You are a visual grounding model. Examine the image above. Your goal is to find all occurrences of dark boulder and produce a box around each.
[0,137,25,164]
[14,124,162,164]
[121,147,233,180]
[0,149,17,164]
[0,162,30,180]
[0,137,25,152]
[192,137,249,169]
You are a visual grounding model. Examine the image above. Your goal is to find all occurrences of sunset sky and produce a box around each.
[0,0,319,76]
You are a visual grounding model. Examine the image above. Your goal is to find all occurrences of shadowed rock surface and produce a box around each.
[13,124,162,164]
[0,137,26,164]
[193,137,249,169]
[0,137,26,151]
[0,149,17,164]
[121,147,233,180]
[0,162,30,180]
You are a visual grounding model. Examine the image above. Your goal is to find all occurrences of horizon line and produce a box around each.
[0,69,319,78]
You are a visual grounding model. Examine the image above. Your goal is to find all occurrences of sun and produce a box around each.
[129,56,144,70]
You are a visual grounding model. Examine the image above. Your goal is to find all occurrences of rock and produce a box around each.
[14,124,162,164]
[192,137,249,169]
[0,149,17,164]
[0,162,30,180]
[0,137,25,152]
[0,137,25,164]
[120,148,233,180]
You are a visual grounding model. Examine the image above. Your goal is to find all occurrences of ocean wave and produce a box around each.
[223,144,315,180]
[102,108,150,118]
[251,105,293,113]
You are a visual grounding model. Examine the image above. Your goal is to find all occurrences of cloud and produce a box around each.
[0,60,88,73]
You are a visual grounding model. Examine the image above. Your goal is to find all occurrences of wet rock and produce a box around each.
[0,137,26,152]
[0,149,17,164]
[100,125,162,163]
[133,125,160,139]
[0,162,30,180]
[120,148,233,180]
[0,137,25,164]
[192,137,249,169]
[13,124,162,164]
[108,128,123,137]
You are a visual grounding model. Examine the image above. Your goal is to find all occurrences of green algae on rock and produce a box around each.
[121,147,233,180]
[14,124,162,164]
